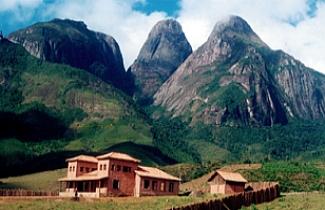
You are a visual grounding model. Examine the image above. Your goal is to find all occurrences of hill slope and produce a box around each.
[0,39,175,177]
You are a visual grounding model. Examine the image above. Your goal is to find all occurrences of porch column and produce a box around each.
[99,180,101,194]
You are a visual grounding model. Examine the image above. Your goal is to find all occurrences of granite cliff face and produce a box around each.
[154,16,325,126]
[129,19,192,104]
[8,19,133,94]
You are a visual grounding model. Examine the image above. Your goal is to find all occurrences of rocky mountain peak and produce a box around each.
[154,16,325,127]
[206,15,266,49]
[135,19,191,63]
[146,19,183,40]
[51,18,88,30]
[8,18,134,94]
[211,16,253,36]
[129,19,192,105]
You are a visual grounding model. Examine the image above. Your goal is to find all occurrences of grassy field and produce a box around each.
[0,194,222,210]
[0,192,323,210]
[0,169,66,191]
[242,192,325,210]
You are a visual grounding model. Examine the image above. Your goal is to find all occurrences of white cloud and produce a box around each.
[2,0,325,73]
[0,0,42,22]
[0,0,41,11]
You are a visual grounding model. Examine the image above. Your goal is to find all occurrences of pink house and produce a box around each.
[58,152,181,197]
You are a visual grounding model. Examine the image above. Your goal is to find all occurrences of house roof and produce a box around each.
[208,170,247,183]
[135,166,181,181]
[96,152,140,163]
[58,171,108,181]
[66,155,98,163]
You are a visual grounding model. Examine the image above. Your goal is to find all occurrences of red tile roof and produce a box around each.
[96,152,140,163]
[135,166,181,181]
[208,170,247,183]
[66,155,98,163]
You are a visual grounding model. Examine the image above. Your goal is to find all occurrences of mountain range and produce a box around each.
[1,16,325,177]
[154,16,325,126]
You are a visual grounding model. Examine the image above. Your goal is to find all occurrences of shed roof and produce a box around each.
[208,170,247,183]
[66,155,98,163]
[135,166,181,181]
[96,152,140,163]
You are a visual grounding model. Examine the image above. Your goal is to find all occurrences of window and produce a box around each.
[92,168,96,171]
[152,181,158,191]
[123,166,131,172]
[144,180,150,189]
[112,180,119,190]
[111,164,115,171]
[86,167,89,172]
[100,164,102,170]
[103,164,107,170]
[160,182,165,191]
[80,167,84,172]
[73,166,75,171]
[168,183,174,192]
[117,165,121,171]
[69,166,72,172]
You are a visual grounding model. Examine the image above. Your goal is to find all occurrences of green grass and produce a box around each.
[242,192,325,210]
[0,139,30,156]
[0,194,221,210]
[0,169,66,192]
[65,118,153,152]
[188,140,229,163]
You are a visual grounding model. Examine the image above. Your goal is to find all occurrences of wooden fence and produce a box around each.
[0,189,58,196]
[170,182,280,210]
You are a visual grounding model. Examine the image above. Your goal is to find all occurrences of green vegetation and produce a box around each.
[0,169,66,191]
[162,162,220,183]
[150,111,325,164]
[0,195,220,210]
[240,161,325,192]
[242,192,325,210]
[151,117,202,163]
[0,39,156,177]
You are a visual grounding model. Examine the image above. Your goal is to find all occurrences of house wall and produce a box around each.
[136,175,179,197]
[106,159,138,196]
[67,161,77,178]
[76,161,97,177]
[210,175,226,194]
[134,174,141,197]
[210,175,246,194]
[225,181,245,194]
[97,159,110,177]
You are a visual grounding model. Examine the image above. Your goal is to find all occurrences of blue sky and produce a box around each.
[0,0,321,34]
[133,0,181,17]
[0,0,181,35]
[0,0,325,73]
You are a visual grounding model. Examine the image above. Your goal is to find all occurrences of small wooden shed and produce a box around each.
[208,170,247,194]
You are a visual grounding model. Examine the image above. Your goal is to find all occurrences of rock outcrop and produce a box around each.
[8,19,133,94]
[129,19,192,104]
[154,16,325,126]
